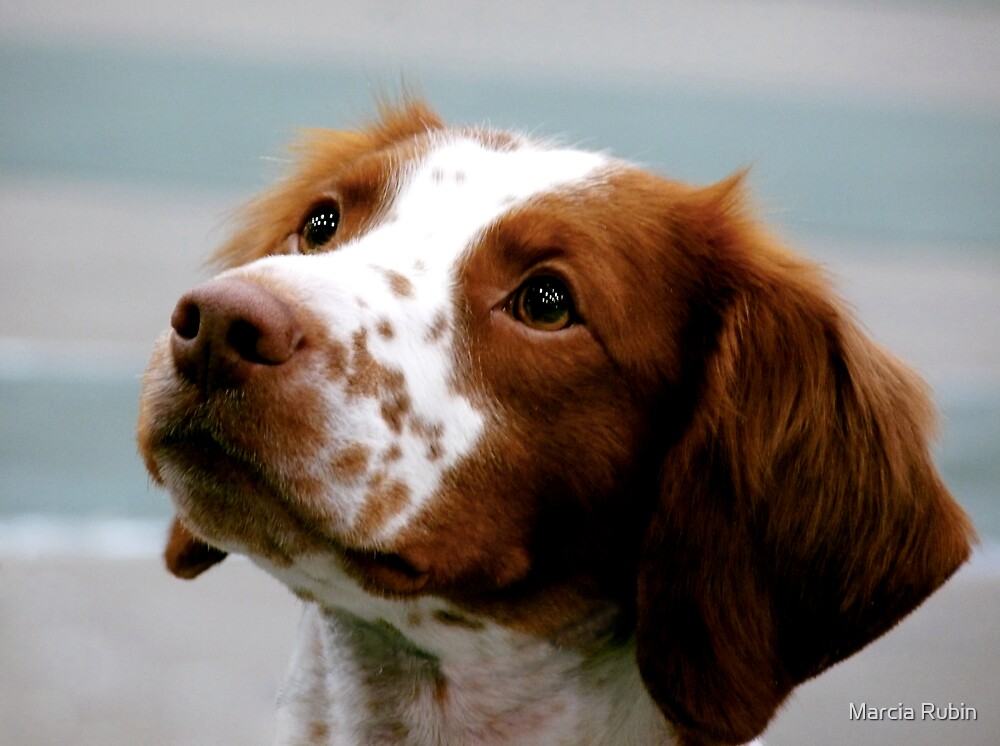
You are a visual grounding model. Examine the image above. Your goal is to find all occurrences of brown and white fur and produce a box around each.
[138,101,974,746]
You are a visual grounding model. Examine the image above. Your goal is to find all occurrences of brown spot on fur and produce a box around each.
[381,392,412,434]
[382,443,403,463]
[382,269,414,298]
[376,318,395,339]
[355,473,412,537]
[433,675,449,708]
[326,338,349,380]
[433,609,485,631]
[424,311,449,344]
[308,720,330,742]
[409,416,445,461]
[331,443,371,480]
[346,329,411,432]
[347,329,406,401]
[464,126,523,152]
[294,589,318,604]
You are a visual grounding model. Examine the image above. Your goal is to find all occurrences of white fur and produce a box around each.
[261,555,671,745]
[226,135,608,545]
[261,553,765,745]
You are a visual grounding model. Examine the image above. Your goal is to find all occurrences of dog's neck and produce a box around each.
[276,605,670,746]
[261,557,671,745]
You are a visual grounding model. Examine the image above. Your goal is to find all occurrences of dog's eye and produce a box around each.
[300,201,341,253]
[511,276,575,331]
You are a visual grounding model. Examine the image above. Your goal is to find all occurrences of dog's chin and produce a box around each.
[152,440,332,565]
[162,473,429,596]
[147,422,440,597]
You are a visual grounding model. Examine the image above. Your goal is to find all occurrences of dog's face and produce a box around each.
[138,102,972,744]
[139,110,668,599]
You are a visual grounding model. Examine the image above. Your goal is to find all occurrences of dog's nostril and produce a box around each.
[227,319,267,364]
[168,278,303,392]
[171,301,201,341]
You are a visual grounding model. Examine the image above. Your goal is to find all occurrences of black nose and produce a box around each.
[170,278,303,393]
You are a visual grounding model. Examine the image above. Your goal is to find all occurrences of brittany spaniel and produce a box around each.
[137,101,974,746]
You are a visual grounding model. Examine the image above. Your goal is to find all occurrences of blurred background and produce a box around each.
[1,1,997,744]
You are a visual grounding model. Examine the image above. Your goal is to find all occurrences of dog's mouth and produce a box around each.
[340,546,431,595]
[148,421,434,595]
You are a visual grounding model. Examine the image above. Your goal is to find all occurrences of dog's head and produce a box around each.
[138,101,973,745]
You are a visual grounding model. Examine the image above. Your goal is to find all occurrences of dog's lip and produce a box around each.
[339,546,431,595]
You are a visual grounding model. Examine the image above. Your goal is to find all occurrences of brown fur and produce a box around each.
[164,518,228,578]
[213,99,443,270]
[633,177,975,745]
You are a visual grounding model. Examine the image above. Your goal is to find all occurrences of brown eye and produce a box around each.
[300,201,341,253]
[511,276,575,331]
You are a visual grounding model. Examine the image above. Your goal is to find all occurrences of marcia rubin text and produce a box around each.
[850,702,977,722]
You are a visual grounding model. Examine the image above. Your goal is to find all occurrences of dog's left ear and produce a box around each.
[635,175,975,746]
[164,517,228,579]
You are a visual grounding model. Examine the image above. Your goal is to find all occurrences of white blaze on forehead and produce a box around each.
[232,134,608,544]
[395,135,608,241]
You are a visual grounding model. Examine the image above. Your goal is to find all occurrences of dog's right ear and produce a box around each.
[164,517,228,579]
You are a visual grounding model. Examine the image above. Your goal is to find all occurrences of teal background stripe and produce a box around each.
[0,377,164,520]
[2,39,998,247]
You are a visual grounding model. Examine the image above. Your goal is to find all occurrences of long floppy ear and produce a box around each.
[164,517,228,580]
[636,176,975,746]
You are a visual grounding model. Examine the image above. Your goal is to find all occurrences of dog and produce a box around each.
[137,100,974,745]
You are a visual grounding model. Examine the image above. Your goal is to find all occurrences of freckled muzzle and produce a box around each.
[137,273,340,560]
[136,260,478,594]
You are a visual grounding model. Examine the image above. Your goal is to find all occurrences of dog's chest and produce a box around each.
[273,603,668,746]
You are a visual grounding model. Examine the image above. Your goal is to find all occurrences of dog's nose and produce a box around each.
[170,278,303,393]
